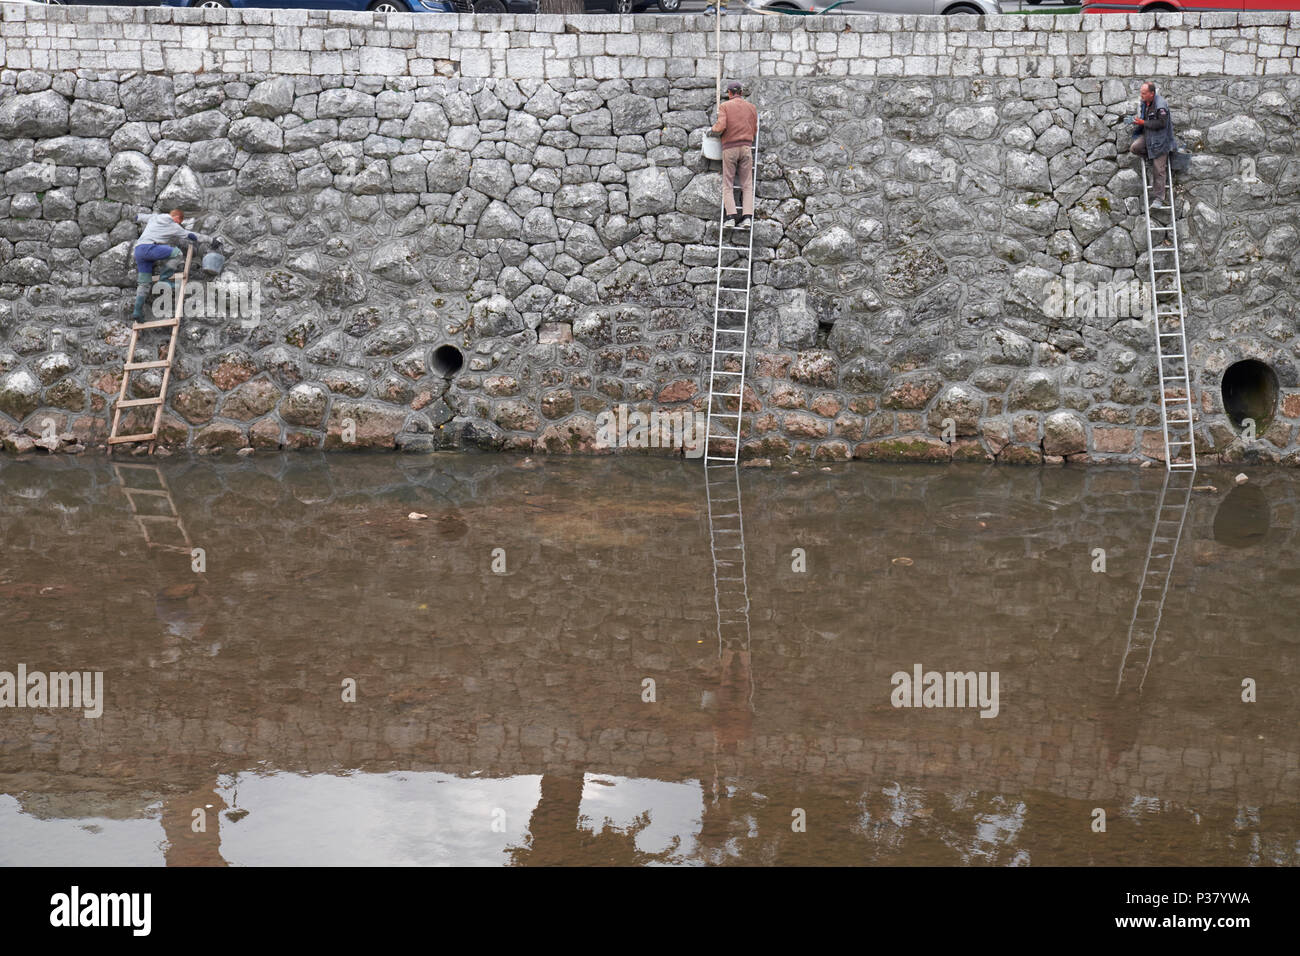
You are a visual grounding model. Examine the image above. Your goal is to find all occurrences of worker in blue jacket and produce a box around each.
[131,209,221,320]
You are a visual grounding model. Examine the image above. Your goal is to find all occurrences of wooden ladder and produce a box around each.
[108,246,191,454]
[113,462,193,555]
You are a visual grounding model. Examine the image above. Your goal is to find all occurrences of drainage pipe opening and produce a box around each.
[1221,359,1279,432]
[432,345,464,378]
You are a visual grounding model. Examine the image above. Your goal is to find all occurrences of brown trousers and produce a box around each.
[721,145,754,217]
[1130,135,1168,199]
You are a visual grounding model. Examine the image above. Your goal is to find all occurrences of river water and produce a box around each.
[0,454,1296,865]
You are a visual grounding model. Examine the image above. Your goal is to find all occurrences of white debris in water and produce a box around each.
[1235,473,1249,484]
[408,512,429,520]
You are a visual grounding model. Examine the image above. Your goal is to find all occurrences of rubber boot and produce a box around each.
[157,250,184,287]
[132,274,151,320]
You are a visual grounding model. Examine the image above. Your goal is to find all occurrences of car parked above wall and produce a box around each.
[749,0,1002,14]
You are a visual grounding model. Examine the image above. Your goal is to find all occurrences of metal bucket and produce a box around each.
[201,250,225,277]
[702,132,722,161]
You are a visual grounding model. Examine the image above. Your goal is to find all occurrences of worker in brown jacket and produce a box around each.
[711,82,758,230]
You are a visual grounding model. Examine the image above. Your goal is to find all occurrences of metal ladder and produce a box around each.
[108,245,192,454]
[704,116,760,464]
[113,462,193,555]
[1116,468,1195,695]
[705,463,752,654]
[1139,160,1196,471]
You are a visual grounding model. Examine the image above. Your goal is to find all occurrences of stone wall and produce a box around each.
[1,8,1299,463]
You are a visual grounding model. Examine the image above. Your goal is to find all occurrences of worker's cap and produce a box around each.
[727,82,743,93]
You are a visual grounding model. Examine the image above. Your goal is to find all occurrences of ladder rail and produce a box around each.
[113,462,193,554]
[1116,469,1195,694]
[705,462,752,656]
[705,113,760,464]
[1140,160,1196,472]
[109,245,192,454]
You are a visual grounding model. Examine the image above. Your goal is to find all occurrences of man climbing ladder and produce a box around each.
[712,82,757,229]
[132,209,220,319]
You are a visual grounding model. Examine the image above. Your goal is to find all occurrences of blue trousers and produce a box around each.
[134,243,179,277]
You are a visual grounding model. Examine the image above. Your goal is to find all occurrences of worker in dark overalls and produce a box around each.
[1129,81,1176,209]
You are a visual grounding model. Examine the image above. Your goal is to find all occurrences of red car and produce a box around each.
[1083,1,1300,11]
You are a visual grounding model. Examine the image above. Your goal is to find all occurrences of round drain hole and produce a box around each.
[1221,359,1278,432]
[432,344,464,378]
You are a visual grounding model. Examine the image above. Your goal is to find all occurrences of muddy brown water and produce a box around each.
[0,454,1296,866]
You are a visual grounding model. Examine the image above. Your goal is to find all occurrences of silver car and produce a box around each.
[748,0,1003,14]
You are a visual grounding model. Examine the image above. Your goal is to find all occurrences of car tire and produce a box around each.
[767,2,803,11]
[615,0,634,12]
[656,0,682,11]
[192,0,232,7]
[473,0,509,10]
[943,3,984,12]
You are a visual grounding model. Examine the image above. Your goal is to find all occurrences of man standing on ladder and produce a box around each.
[1128,81,1175,210]
[712,82,758,230]
[131,208,220,320]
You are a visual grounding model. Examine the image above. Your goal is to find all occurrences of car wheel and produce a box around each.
[657,0,681,11]
[193,0,232,7]
[368,1,401,9]
[615,0,633,11]
[473,0,508,10]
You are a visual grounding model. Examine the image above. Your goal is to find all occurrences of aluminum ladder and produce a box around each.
[108,245,192,454]
[705,463,752,655]
[703,116,760,464]
[1139,160,1196,471]
[1116,468,1195,695]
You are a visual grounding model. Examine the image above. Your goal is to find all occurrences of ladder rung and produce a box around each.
[710,412,741,419]
[1154,269,1177,273]
[133,319,180,330]
[1156,312,1182,317]
[718,266,749,272]
[717,307,747,313]
[1162,354,1185,360]
[711,370,742,376]
[107,433,158,444]
[115,397,164,408]
[123,488,169,497]
[712,391,742,397]
[714,349,746,355]
[715,328,745,333]
[720,245,749,251]
[123,360,171,370]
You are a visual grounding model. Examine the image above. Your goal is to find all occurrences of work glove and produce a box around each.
[211,238,223,250]
[186,232,199,242]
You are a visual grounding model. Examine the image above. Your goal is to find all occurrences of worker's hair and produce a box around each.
[169,208,184,217]
[1141,81,1156,94]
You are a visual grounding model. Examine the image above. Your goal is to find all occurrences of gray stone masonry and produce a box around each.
[1,8,1299,463]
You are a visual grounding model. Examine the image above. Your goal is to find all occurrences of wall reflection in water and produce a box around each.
[1,454,1297,865]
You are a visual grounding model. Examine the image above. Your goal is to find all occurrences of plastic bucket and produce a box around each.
[702,132,723,161]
